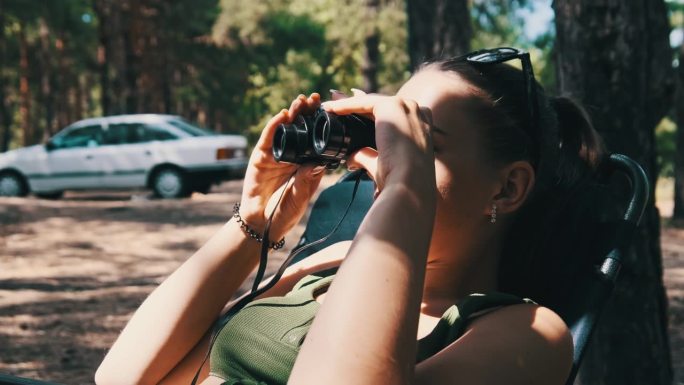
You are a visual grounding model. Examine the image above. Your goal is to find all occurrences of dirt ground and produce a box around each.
[0,175,682,384]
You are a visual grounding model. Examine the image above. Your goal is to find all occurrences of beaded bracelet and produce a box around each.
[232,202,286,250]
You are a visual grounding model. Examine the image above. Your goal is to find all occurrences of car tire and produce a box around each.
[0,172,29,197]
[152,167,189,199]
[35,191,64,200]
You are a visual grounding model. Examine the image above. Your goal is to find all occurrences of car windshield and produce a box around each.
[166,118,216,137]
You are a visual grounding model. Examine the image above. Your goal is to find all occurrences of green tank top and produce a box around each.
[209,273,533,385]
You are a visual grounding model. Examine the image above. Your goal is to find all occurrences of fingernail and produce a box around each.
[320,101,331,110]
[330,89,343,95]
[350,87,364,94]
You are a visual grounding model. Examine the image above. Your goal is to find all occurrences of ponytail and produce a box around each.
[551,96,607,188]
[497,96,611,309]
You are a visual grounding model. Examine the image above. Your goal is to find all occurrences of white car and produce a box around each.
[0,114,249,198]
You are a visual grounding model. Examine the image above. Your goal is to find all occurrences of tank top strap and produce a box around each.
[416,292,535,363]
[286,274,335,301]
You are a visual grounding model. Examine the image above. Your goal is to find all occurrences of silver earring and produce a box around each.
[490,203,497,223]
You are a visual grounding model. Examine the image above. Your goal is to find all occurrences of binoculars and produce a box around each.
[272,108,376,169]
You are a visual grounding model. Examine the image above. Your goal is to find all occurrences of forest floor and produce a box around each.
[0,174,682,385]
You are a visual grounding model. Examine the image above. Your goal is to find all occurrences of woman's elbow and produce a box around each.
[94,361,119,385]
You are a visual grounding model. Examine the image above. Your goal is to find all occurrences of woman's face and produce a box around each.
[395,68,502,259]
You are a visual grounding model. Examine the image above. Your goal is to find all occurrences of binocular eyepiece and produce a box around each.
[272,108,376,169]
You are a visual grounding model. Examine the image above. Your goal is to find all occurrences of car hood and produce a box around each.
[0,144,46,168]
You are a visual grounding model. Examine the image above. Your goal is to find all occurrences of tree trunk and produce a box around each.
[94,0,111,116]
[406,0,471,71]
[674,44,684,220]
[122,1,140,114]
[55,35,70,130]
[109,0,127,115]
[18,21,33,146]
[38,17,55,140]
[0,3,13,153]
[362,0,380,93]
[74,74,84,121]
[553,1,674,384]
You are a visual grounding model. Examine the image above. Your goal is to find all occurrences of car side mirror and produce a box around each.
[45,140,56,151]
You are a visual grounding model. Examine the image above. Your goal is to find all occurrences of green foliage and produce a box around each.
[0,0,560,150]
[212,0,408,139]
[471,0,527,49]
[470,0,556,93]
[656,116,676,177]
[664,0,682,180]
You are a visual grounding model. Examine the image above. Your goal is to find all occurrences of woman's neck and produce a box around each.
[419,239,501,317]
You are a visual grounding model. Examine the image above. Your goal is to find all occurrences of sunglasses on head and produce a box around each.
[460,47,540,169]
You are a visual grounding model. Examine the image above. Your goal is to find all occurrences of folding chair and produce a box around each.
[288,153,649,385]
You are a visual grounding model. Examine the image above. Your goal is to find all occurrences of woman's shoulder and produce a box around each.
[415,302,573,385]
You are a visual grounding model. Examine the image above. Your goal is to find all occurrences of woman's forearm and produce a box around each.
[290,179,436,385]
[96,218,262,385]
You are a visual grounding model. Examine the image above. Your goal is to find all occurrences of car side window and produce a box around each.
[104,123,177,144]
[142,125,178,141]
[104,123,141,145]
[52,125,102,149]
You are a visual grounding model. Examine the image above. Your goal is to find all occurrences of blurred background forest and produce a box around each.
[1,0,684,384]
[2,0,683,191]
[0,0,555,147]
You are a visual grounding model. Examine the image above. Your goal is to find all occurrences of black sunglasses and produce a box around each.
[462,47,540,169]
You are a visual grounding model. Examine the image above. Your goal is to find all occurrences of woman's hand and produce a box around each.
[322,93,436,195]
[239,93,326,242]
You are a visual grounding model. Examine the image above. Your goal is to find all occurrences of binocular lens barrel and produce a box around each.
[271,109,375,169]
[272,115,316,164]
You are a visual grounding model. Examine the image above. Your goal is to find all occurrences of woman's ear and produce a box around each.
[490,160,535,215]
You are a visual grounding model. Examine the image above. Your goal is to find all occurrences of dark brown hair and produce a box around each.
[425,58,609,309]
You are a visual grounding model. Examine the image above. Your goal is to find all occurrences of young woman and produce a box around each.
[96,47,604,385]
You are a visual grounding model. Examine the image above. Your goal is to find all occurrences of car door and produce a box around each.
[98,122,176,188]
[43,124,105,190]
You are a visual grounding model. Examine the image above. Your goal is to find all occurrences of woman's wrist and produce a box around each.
[232,202,286,250]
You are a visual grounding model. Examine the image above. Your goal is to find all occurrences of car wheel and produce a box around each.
[35,191,64,200]
[0,172,28,197]
[152,167,189,199]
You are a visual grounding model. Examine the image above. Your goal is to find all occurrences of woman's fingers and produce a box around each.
[321,94,378,116]
[288,94,307,122]
[255,93,322,153]
[287,93,322,121]
[303,92,321,115]
[330,89,349,101]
